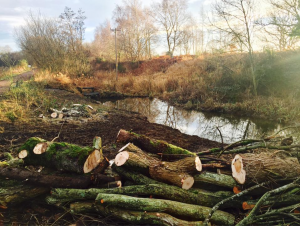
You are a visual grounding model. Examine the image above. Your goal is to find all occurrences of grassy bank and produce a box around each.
[71,51,300,123]
[3,51,298,123]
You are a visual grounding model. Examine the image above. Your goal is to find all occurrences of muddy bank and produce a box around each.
[0,110,220,160]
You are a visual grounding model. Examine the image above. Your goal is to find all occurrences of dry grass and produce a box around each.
[19,51,300,123]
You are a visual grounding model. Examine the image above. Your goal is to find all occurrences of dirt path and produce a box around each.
[0,70,34,94]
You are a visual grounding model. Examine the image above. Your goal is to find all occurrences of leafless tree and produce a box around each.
[151,0,190,56]
[258,0,300,50]
[15,9,89,76]
[92,20,115,61]
[211,0,258,95]
[113,0,157,61]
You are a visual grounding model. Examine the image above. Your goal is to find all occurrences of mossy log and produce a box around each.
[232,152,300,185]
[116,129,196,155]
[51,184,242,208]
[193,171,238,190]
[70,201,206,226]
[0,177,49,208]
[0,167,91,188]
[18,137,108,174]
[95,193,235,225]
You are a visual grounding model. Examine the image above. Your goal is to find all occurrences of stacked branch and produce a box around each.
[2,129,300,225]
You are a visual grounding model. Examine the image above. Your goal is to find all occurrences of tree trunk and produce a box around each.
[149,164,195,189]
[0,178,49,208]
[115,143,202,186]
[18,137,108,174]
[231,152,300,185]
[70,201,206,226]
[112,164,162,185]
[0,167,92,188]
[116,129,195,155]
[193,171,238,190]
[115,143,160,174]
[51,184,242,208]
[95,193,235,225]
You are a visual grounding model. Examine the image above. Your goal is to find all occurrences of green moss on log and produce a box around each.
[18,137,95,173]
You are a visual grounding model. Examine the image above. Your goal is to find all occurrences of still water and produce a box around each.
[102,98,295,143]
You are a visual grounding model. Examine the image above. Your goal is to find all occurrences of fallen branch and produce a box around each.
[96,193,235,225]
[236,177,300,226]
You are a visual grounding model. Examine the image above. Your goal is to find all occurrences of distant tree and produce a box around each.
[92,20,115,61]
[15,9,89,76]
[211,0,258,96]
[113,0,157,61]
[151,0,190,56]
[257,0,300,50]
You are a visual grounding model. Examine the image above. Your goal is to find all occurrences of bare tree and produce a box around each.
[151,0,190,56]
[211,0,258,95]
[259,0,300,50]
[92,20,115,61]
[15,9,89,75]
[113,0,157,61]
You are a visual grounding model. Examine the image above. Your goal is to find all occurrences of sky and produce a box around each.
[0,0,209,51]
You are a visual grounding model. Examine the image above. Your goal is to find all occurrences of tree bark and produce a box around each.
[0,167,92,188]
[116,129,196,155]
[232,153,300,185]
[95,193,235,225]
[51,184,241,208]
[18,137,108,174]
[149,164,195,189]
[70,201,206,226]
[112,164,162,185]
[193,171,238,190]
[115,143,160,174]
[0,178,49,208]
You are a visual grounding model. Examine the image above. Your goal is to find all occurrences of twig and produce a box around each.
[252,203,300,224]
[216,126,224,150]
[203,180,273,225]
[51,121,65,143]
[266,125,300,139]
[236,177,300,226]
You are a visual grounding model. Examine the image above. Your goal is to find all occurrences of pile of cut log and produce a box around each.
[1,129,300,225]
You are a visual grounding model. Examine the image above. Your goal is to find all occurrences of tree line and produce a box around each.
[13,0,300,78]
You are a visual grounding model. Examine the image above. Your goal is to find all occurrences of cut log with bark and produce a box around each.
[0,177,49,208]
[0,167,92,188]
[231,152,300,185]
[193,171,238,190]
[112,164,162,185]
[70,201,207,226]
[115,143,160,174]
[115,143,201,178]
[95,193,235,225]
[149,164,195,189]
[17,137,108,174]
[117,129,196,156]
[51,184,243,208]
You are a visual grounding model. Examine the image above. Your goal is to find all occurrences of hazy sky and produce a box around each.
[0,0,208,51]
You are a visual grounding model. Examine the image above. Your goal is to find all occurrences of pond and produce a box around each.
[101,97,296,143]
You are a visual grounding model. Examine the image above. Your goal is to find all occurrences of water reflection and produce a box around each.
[102,98,294,143]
